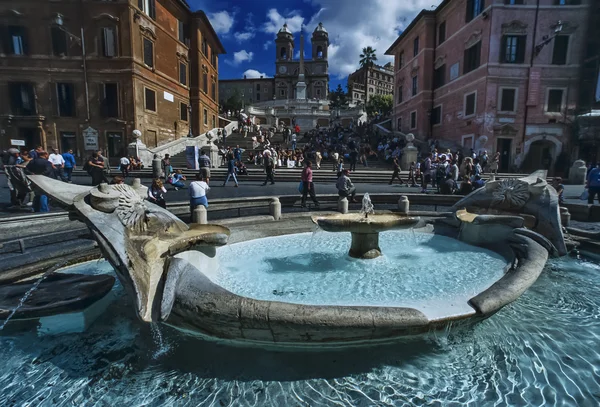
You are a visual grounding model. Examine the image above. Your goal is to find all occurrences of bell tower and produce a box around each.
[311,22,329,60]
[275,23,294,61]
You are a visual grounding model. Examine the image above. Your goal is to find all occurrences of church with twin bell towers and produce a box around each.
[274,23,329,100]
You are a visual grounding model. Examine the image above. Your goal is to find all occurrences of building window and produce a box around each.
[202,68,208,93]
[280,89,285,96]
[463,41,481,74]
[256,84,261,92]
[552,36,569,65]
[410,111,417,129]
[397,86,403,103]
[211,50,217,67]
[413,36,419,57]
[212,115,216,129]
[101,83,119,118]
[9,82,36,115]
[203,108,208,125]
[178,20,185,43]
[211,79,216,100]
[499,88,517,112]
[138,0,156,20]
[464,92,477,117]
[6,26,28,55]
[180,102,188,121]
[56,83,75,117]
[411,76,418,97]
[547,89,564,113]
[202,37,208,56]
[399,52,404,68]
[505,0,524,4]
[432,105,442,125]
[145,88,156,112]
[554,0,581,4]
[501,35,525,63]
[397,117,402,131]
[143,37,154,68]
[51,26,68,56]
[438,22,446,45]
[433,65,446,89]
[256,92,261,101]
[466,0,484,23]
[102,26,117,57]
[179,62,187,86]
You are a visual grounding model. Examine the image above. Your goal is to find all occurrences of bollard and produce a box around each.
[131,177,148,197]
[398,195,409,214]
[560,206,571,227]
[489,174,496,182]
[269,197,281,220]
[337,197,349,214]
[192,205,208,224]
[152,157,162,179]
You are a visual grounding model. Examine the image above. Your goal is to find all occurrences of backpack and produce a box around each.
[82,158,91,174]
[436,164,446,180]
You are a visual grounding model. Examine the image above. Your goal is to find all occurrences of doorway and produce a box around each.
[496,138,512,172]
[19,128,40,151]
[60,131,77,154]
[107,132,123,158]
[523,140,555,173]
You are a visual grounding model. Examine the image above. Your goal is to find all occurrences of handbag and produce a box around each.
[298,181,304,193]
[580,189,589,200]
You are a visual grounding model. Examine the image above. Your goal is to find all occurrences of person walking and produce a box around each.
[223,153,239,187]
[389,157,405,185]
[300,161,319,208]
[587,163,600,204]
[262,150,275,185]
[25,151,55,212]
[336,169,358,202]
[119,154,130,178]
[291,132,297,151]
[86,152,106,186]
[198,150,211,184]
[189,173,210,210]
[147,179,167,208]
[222,127,228,144]
[62,149,76,183]
[162,154,172,177]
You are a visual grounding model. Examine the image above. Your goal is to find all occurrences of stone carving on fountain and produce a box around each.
[27,176,230,323]
[451,170,566,256]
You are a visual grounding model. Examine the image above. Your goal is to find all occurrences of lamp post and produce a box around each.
[188,104,193,137]
[534,21,564,56]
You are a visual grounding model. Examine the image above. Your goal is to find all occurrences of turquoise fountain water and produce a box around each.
[0,240,599,405]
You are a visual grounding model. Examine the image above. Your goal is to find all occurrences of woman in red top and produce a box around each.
[300,160,319,208]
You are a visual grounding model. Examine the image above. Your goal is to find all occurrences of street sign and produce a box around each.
[83,127,99,150]
[10,139,25,146]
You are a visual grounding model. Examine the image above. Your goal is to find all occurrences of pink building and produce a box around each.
[386,0,591,173]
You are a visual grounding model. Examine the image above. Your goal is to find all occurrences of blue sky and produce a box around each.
[188,0,440,90]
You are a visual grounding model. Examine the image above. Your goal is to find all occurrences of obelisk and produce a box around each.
[295,33,307,100]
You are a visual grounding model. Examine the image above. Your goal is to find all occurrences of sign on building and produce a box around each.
[83,127,99,150]
[164,91,174,102]
[10,139,25,146]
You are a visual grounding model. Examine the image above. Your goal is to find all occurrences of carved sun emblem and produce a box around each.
[490,179,530,209]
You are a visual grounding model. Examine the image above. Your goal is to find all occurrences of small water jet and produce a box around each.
[312,193,420,259]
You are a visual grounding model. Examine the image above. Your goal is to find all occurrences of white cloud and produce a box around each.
[305,0,441,79]
[234,31,255,42]
[294,49,307,59]
[243,69,270,79]
[208,11,235,35]
[262,8,304,34]
[263,42,272,50]
[228,50,254,66]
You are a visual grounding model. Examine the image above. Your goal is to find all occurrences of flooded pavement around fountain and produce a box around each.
[0,256,599,406]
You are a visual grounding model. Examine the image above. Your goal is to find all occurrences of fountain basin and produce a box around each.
[311,214,421,259]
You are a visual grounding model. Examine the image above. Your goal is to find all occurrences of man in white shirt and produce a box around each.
[48,148,67,181]
[189,173,210,210]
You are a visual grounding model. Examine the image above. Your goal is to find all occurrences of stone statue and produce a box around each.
[27,176,230,323]
[451,170,566,256]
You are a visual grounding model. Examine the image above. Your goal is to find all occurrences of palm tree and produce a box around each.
[359,47,377,105]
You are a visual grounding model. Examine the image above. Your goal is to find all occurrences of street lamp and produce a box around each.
[188,104,193,137]
[534,21,564,56]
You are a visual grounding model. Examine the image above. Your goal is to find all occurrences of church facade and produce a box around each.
[273,22,330,100]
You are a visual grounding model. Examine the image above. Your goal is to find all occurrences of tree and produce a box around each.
[359,46,377,104]
[328,84,348,109]
[365,94,393,117]
[220,89,243,114]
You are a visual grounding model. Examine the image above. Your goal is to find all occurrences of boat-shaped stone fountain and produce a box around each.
[6,171,564,348]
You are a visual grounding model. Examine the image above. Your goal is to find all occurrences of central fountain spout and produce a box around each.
[312,193,420,259]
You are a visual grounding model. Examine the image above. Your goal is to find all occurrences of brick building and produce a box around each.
[0,0,224,164]
[386,0,591,173]
[219,77,275,107]
[347,62,394,105]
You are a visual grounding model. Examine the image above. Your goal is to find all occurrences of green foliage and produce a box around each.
[328,84,348,109]
[366,94,393,117]
[220,89,244,113]
[359,47,377,69]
